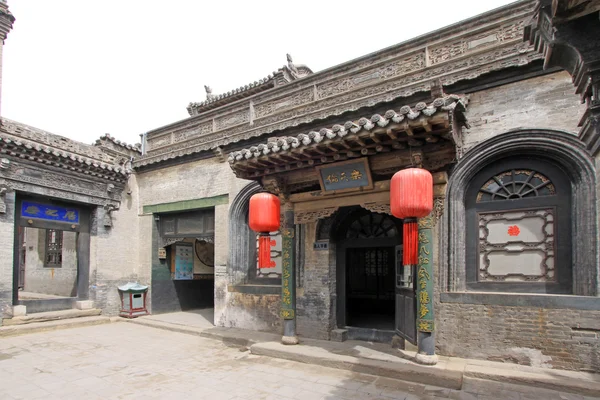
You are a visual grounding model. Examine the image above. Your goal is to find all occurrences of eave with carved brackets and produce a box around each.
[229,96,467,180]
[227,95,462,224]
[524,0,600,155]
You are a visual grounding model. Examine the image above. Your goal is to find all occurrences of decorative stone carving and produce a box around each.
[0,184,8,213]
[254,89,314,119]
[215,110,249,130]
[103,204,118,227]
[317,52,426,99]
[433,196,445,224]
[428,20,526,65]
[360,202,391,215]
[204,85,214,101]
[294,207,338,224]
[0,158,9,169]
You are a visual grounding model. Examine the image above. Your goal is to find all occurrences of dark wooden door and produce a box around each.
[394,245,417,344]
[346,247,395,322]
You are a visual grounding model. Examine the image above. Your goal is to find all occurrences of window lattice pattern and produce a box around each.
[477,169,555,203]
[478,209,555,282]
[45,229,63,268]
[345,213,398,239]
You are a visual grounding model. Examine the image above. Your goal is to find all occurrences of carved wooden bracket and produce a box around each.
[294,207,338,224]
[103,203,119,227]
[360,202,391,215]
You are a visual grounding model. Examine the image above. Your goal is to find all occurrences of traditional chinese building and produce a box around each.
[1,0,599,372]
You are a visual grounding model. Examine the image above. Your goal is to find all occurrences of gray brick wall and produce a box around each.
[462,71,586,152]
[436,301,600,371]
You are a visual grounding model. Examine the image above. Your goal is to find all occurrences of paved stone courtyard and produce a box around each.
[0,322,597,400]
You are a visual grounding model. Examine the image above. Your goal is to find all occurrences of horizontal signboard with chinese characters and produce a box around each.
[316,158,373,194]
[21,201,80,224]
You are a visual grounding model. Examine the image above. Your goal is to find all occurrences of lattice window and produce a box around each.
[45,229,63,268]
[478,209,555,282]
[345,213,398,239]
[477,169,555,203]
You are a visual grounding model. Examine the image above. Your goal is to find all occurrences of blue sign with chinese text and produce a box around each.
[21,201,80,224]
[318,160,371,192]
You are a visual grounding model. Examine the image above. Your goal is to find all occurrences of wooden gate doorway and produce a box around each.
[335,207,406,339]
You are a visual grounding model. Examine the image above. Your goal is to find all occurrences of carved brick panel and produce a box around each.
[254,89,314,119]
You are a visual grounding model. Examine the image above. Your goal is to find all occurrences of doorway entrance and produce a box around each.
[13,196,91,313]
[335,207,406,340]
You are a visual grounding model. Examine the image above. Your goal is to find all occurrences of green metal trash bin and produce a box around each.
[118,282,149,318]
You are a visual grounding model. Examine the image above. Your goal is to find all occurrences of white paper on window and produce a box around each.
[478,208,555,282]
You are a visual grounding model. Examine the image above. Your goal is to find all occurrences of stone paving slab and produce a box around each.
[128,311,600,397]
[2,308,102,326]
[0,315,111,337]
[0,323,598,400]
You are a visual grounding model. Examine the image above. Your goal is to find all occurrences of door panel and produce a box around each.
[395,245,417,344]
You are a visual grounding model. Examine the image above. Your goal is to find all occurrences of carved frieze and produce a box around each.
[428,20,526,65]
[215,110,249,131]
[0,162,123,203]
[172,122,212,144]
[254,89,314,119]
[147,134,172,150]
[294,207,338,224]
[317,52,426,99]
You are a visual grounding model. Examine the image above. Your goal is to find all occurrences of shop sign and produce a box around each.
[315,158,373,193]
[313,241,329,250]
[21,201,79,224]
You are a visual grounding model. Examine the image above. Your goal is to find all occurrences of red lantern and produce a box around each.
[390,168,433,266]
[249,193,281,269]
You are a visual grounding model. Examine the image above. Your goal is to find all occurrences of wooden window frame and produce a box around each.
[465,158,572,294]
[44,229,64,268]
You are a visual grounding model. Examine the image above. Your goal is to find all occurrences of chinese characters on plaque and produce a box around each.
[21,201,80,224]
[316,158,373,193]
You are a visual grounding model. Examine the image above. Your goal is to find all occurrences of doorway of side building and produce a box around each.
[151,208,216,321]
[335,207,410,342]
[13,195,91,313]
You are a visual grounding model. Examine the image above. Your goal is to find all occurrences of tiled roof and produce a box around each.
[96,133,142,153]
[228,95,466,168]
[186,76,275,116]
[0,119,129,181]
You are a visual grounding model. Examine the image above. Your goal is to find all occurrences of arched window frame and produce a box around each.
[465,159,572,293]
[444,129,598,298]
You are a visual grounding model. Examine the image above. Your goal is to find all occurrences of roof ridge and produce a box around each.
[96,133,142,153]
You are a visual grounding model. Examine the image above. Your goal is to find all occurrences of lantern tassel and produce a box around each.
[403,218,418,266]
[258,234,272,269]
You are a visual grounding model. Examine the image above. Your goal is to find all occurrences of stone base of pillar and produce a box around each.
[415,353,439,365]
[281,335,299,345]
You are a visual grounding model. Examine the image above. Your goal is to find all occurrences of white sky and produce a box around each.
[2,0,515,146]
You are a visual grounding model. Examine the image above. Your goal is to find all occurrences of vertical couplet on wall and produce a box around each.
[390,168,436,364]
[280,202,298,345]
[416,213,435,362]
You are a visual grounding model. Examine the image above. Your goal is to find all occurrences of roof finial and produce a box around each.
[286,53,299,77]
[204,85,214,101]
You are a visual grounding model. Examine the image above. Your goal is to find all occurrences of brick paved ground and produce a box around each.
[0,322,597,400]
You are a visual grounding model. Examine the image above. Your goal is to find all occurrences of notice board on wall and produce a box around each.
[172,243,193,280]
